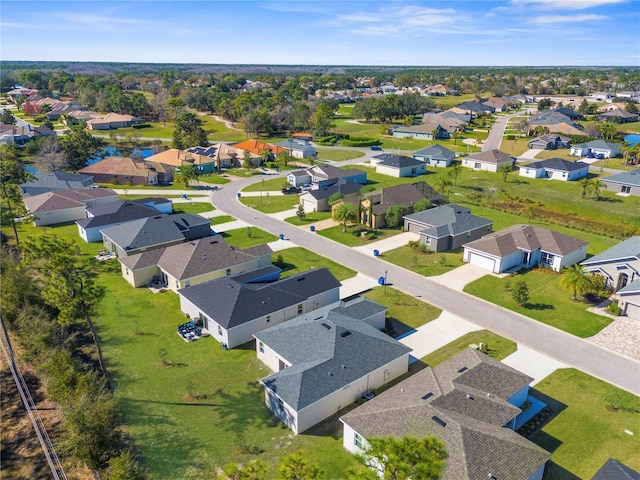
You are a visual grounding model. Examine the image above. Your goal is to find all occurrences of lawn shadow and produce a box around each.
[385,316,416,338]
[596,196,623,204]
[526,303,555,310]
[542,461,582,480]
[526,388,568,455]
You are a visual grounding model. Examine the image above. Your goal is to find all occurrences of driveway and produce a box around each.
[501,345,568,386]
[430,263,496,291]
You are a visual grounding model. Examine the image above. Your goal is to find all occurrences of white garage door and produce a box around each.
[624,302,640,321]
[468,252,496,272]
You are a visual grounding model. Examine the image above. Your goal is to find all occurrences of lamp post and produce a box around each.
[384,269,388,295]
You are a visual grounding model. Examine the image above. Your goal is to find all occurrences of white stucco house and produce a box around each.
[462,149,514,173]
[518,158,589,182]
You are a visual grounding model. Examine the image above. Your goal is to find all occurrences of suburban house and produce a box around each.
[255,297,411,434]
[79,157,161,186]
[0,123,55,146]
[518,158,589,181]
[340,349,550,480]
[20,171,94,196]
[601,169,640,196]
[527,134,571,150]
[354,183,441,229]
[275,139,317,158]
[617,280,640,321]
[462,149,514,172]
[188,144,241,170]
[422,112,468,131]
[119,236,273,290]
[145,148,218,175]
[86,113,143,130]
[287,165,367,189]
[76,200,166,242]
[570,140,623,158]
[455,101,495,116]
[371,154,427,178]
[101,213,212,258]
[23,188,118,227]
[412,144,455,168]
[463,225,588,273]
[581,236,640,318]
[598,108,639,123]
[403,204,493,251]
[590,458,640,480]
[177,268,342,349]
[391,122,449,140]
[232,139,288,162]
[299,181,361,213]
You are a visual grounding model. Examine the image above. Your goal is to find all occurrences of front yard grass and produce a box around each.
[530,369,640,479]
[317,225,404,247]
[463,269,611,337]
[195,173,232,185]
[316,148,365,162]
[363,286,442,335]
[238,195,299,213]
[381,247,465,277]
[420,330,517,367]
[272,247,356,282]
[209,215,234,225]
[242,177,288,192]
[218,227,278,249]
[172,202,215,215]
[285,211,332,226]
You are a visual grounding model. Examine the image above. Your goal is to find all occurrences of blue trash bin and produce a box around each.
[237,192,241,198]
[310,225,315,232]
[373,249,380,257]
[378,276,385,285]
[279,234,285,240]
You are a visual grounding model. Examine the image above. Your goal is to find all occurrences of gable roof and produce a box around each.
[100,213,210,252]
[341,349,548,480]
[20,170,94,195]
[392,122,447,135]
[145,148,216,167]
[76,201,161,229]
[467,149,513,165]
[303,182,362,201]
[310,164,365,181]
[529,134,570,144]
[617,279,640,296]
[413,144,456,162]
[86,112,139,126]
[256,301,410,410]
[366,183,431,216]
[591,458,640,480]
[178,268,341,330]
[373,153,424,169]
[403,204,493,238]
[519,158,589,172]
[464,224,587,258]
[581,237,640,265]
[274,139,314,152]
[573,140,622,154]
[157,237,270,280]
[602,169,640,187]
[79,157,158,178]
[23,188,117,214]
[232,139,288,156]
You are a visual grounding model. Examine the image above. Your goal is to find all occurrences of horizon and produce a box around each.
[2,0,639,67]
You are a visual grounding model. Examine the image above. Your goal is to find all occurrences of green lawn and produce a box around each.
[217,227,278,249]
[103,183,197,191]
[195,173,232,185]
[316,148,366,162]
[238,195,299,213]
[285,211,332,226]
[463,270,611,337]
[530,369,640,479]
[592,157,639,171]
[171,203,215,215]
[616,121,640,134]
[363,287,442,336]
[420,330,517,367]
[533,149,575,161]
[119,194,184,200]
[210,215,234,225]
[242,177,289,192]
[272,247,356,281]
[317,225,403,247]
[381,247,465,277]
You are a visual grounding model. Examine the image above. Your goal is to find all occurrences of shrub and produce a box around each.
[506,134,515,140]
[341,137,381,147]
[132,123,151,129]
[365,232,377,240]
[606,302,621,316]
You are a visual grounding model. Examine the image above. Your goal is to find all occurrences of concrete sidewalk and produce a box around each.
[399,311,481,360]
[352,232,420,256]
[501,345,568,386]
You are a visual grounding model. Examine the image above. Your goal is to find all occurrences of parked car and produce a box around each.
[595,153,605,159]
[370,145,382,151]
[586,152,596,158]
[281,186,300,195]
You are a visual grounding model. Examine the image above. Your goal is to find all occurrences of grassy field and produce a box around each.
[238,195,299,213]
[381,247,465,277]
[530,369,640,479]
[317,225,404,247]
[362,286,442,336]
[272,247,356,281]
[316,148,366,161]
[420,330,517,367]
[463,269,611,337]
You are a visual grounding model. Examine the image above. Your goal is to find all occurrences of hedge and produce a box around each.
[341,137,381,147]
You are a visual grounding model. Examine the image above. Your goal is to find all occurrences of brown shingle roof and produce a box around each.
[23,188,117,214]
[79,157,157,178]
[467,149,513,165]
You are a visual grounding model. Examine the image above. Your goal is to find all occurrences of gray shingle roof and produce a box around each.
[20,170,94,196]
[581,237,640,265]
[304,182,361,201]
[591,458,640,480]
[403,204,493,238]
[178,268,341,330]
[23,188,118,214]
[467,149,513,165]
[464,224,587,257]
[119,248,165,270]
[572,140,623,155]
[617,279,640,295]
[101,213,210,252]
[520,158,589,172]
[412,144,455,162]
[256,305,410,410]
[76,201,160,228]
[340,349,549,480]
[602,169,640,187]
[374,154,424,168]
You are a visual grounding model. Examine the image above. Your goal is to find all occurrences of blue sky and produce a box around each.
[1,0,639,66]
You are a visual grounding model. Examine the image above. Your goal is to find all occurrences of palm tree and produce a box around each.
[175,163,197,187]
[334,202,357,233]
[559,265,594,300]
[577,177,591,199]
[499,163,512,183]
[532,125,549,137]
[435,177,453,196]
[449,163,462,185]
[591,180,606,200]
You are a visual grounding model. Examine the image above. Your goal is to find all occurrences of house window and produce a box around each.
[176,280,180,289]
[218,325,223,336]
[277,398,284,411]
[226,268,231,276]
[541,252,555,265]
[266,315,271,323]
[125,268,130,275]
[622,185,631,194]
[297,304,303,315]
[424,237,431,246]
[474,162,481,169]
[411,167,417,174]
[354,433,364,449]
[259,341,264,353]
[184,280,190,287]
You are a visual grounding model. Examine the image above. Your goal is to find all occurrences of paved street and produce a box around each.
[482,113,518,151]
[208,175,640,395]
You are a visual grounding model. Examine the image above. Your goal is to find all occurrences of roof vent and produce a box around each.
[466,394,474,400]
[297,277,306,281]
[321,323,331,330]
[421,392,433,400]
[457,366,468,373]
[328,372,333,376]
[340,331,352,338]
[431,416,446,427]
[341,364,346,369]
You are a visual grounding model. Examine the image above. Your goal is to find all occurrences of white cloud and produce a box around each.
[511,0,627,10]
[529,13,607,23]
